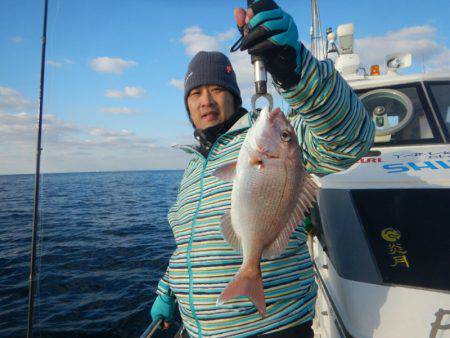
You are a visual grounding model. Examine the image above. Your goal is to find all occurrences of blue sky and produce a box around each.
[1,0,450,174]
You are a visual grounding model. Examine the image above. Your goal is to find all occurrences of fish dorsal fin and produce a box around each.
[212,162,237,181]
[263,173,318,259]
[220,211,242,253]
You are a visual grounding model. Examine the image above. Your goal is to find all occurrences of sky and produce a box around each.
[1,0,450,174]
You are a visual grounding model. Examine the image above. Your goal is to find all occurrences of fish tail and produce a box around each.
[216,266,266,318]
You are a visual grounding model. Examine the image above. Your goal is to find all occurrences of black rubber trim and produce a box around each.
[314,262,355,338]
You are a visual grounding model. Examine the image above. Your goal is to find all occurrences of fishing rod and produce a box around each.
[27,0,49,336]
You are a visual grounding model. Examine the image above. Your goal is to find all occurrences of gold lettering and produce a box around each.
[391,255,410,268]
[388,243,407,255]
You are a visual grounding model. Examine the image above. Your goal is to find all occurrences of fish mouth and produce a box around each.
[256,146,279,159]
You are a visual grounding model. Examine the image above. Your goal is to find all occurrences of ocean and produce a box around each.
[0,170,184,337]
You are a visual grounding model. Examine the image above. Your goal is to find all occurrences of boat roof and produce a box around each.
[345,71,450,90]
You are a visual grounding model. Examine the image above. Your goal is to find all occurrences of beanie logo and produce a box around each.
[185,71,193,86]
[226,65,232,74]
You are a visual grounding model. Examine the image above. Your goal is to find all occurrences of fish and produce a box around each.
[212,107,318,318]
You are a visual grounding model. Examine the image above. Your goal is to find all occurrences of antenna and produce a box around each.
[310,0,326,60]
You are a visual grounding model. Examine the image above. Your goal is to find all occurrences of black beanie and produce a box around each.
[184,51,242,113]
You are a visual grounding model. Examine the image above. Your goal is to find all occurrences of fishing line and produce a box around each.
[36,173,45,338]
[34,0,62,334]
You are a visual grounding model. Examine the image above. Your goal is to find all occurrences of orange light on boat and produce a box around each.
[370,65,380,76]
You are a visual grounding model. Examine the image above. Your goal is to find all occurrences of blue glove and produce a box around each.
[150,294,175,322]
[240,0,302,89]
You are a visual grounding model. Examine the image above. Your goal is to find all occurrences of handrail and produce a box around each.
[140,317,163,338]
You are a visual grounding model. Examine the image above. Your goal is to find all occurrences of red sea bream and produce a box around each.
[213,107,318,317]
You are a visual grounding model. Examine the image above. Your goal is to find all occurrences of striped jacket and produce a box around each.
[156,44,375,337]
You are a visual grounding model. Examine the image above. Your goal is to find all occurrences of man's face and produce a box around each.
[187,85,235,130]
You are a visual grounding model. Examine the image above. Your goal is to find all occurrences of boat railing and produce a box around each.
[140,317,163,338]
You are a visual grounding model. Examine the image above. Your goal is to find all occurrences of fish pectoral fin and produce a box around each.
[298,173,319,211]
[263,173,319,259]
[220,211,242,253]
[263,221,296,259]
[217,266,266,318]
[212,162,237,181]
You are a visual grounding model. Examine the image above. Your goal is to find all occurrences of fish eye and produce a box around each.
[280,130,291,142]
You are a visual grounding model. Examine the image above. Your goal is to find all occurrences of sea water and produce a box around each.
[0,171,182,337]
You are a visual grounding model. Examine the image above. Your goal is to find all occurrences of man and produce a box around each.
[150,1,374,337]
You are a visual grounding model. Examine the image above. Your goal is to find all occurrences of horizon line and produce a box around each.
[0,168,185,177]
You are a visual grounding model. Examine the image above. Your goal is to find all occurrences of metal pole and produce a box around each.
[139,318,163,338]
[27,0,49,336]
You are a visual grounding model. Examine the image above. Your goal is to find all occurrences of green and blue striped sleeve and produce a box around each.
[278,43,375,175]
[156,266,173,297]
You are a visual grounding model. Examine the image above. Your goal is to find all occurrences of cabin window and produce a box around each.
[356,84,441,146]
[427,82,450,139]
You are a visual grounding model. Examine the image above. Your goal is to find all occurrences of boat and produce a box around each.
[139,2,449,337]
[310,21,450,338]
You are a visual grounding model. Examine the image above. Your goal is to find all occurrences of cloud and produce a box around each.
[99,107,139,115]
[11,36,23,43]
[217,29,237,42]
[427,49,450,72]
[355,25,450,72]
[89,128,135,138]
[0,111,79,145]
[0,110,191,174]
[0,87,34,110]
[169,79,184,90]
[47,60,62,68]
[180,26,237,56]
[90,57,137,74]
[105,86,147,99]
[47,59,74,68]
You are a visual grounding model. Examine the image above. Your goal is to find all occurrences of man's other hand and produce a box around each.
[150,294,175,330]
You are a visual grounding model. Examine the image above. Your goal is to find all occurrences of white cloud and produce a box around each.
[217,29,237,42]
[169,79,184,90]
[427,49,450,72]
[99,107,139,115]
[0,110,191,174]
[47,59,74,68]
[90,57,137,74]
[355,25,450,72]
[0,111,79,145]
[0,87,34,110]
[47,60,62,68]
[105,86,147,99]
[180,26,237,56]
[11,36,23,43]
[89,128,135,138]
